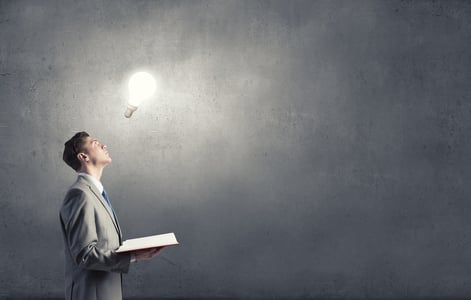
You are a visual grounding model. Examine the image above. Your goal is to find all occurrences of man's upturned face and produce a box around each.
[81,136,112,166]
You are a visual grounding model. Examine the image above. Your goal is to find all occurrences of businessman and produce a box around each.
[60,131,161,300]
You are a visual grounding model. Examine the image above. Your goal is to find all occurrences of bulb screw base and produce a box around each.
[124,104,138,118]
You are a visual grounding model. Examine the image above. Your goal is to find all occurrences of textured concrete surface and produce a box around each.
[1,0,471,298]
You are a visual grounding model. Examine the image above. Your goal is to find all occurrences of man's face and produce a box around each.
[80,136,112,166]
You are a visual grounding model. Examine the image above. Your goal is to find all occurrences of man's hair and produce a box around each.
[63,131,90,171]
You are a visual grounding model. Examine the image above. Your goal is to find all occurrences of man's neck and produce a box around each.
[78,166,103,181]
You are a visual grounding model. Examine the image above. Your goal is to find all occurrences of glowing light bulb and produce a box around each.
[124,71,157,118]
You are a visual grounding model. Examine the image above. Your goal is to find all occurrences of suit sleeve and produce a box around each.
[60,189,131,273]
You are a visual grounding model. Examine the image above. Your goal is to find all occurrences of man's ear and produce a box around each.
[77,153,88,162]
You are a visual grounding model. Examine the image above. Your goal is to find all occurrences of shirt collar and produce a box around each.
[77,172,104,193]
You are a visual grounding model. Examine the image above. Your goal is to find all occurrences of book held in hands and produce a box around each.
[116,232,179,253]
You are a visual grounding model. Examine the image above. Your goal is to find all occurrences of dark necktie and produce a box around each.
[102,188,121,240]
[101,189,115,215]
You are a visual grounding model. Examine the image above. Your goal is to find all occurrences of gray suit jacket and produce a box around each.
[60,176,131,300]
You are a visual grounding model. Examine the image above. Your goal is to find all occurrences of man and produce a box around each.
[60,131,161,300]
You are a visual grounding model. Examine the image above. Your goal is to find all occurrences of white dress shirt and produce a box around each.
[77,172,104,194]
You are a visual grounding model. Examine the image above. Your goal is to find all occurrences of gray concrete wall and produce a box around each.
[1,0,471,298]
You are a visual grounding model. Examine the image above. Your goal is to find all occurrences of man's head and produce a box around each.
[63,131,112,172]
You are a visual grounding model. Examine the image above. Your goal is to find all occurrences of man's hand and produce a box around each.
[132,247,164,262]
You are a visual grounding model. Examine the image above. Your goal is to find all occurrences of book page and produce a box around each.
[116,232,179,253]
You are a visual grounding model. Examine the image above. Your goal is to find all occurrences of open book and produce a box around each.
[116,232,179,253]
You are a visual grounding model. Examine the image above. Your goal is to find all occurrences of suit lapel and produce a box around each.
[110,206,124,243]
[78,177,122,241]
